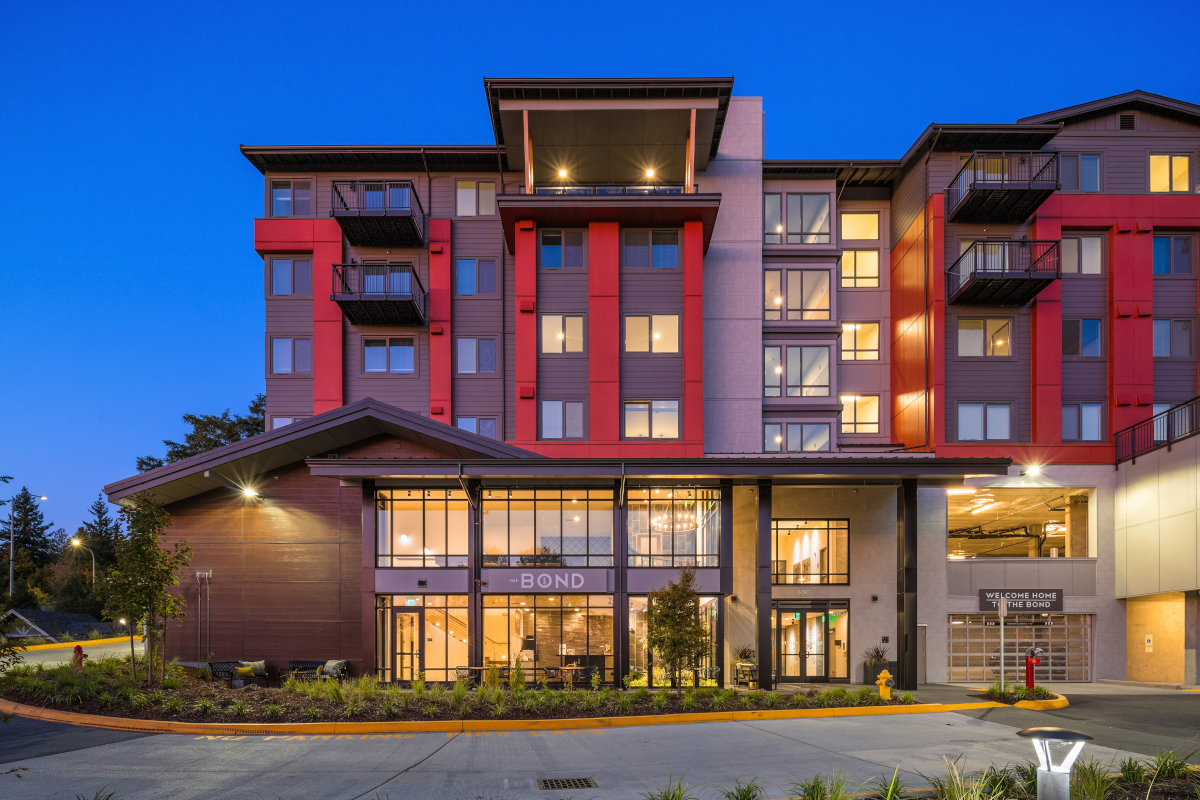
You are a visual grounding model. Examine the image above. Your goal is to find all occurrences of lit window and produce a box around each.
[764,270,783,320]
[541,315,584,354]
[764,194,782,244]
[841,323,879,361]
[841,251,879,288]
[840,395,879,434]
[764,423,783,451]
[624,401,679,439]
[764,346,782,397]
[1150,154,1190,193]
[840,213,879,241]
[624,315,677,353]
[455,180,495,216]
[958,319,1011,357]
[761,269,833,321]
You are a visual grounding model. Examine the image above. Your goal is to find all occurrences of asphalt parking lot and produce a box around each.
[0,684,1195,800]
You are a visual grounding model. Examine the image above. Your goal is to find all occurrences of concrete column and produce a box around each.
[1186,591,1200,686]
[727,486,759,688]
[757,482,773,689]
[1028,524,1043,557]
[1066,496,1088,557]
[897,480,918,690]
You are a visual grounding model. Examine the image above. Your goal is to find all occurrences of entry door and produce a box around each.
[775,608,829,683]
[391,609,424,683]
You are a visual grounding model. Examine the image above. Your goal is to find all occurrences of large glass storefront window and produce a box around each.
[771,601,849,683]
[375,595,469,684]
[482,595,614,683]
[771,520,849,584]
[947,488,1090,558]
[482,490,613,567]
[376,490,469,567]
[627,488,720,567]
[628,595,720,687]
[948,613,1092,682]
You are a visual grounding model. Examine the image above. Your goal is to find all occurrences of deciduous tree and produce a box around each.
[644,566,711,690]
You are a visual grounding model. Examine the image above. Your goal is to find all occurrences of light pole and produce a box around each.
[71,538,96,585]
[7,493,47,599]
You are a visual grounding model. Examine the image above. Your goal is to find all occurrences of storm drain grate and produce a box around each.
[537,778,599,790]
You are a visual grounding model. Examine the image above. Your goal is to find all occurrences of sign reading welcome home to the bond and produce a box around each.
[977,589,1063,612]
[480,568,611,593]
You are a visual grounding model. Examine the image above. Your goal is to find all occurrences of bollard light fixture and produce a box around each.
[1018,727,1093,800]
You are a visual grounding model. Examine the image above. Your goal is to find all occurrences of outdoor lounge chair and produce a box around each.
[734,663,757,688]
[210,660,269,687]
[281,660,347,682]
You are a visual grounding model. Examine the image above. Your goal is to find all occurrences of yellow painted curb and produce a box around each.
[1014,693,1069,710]
[21,636,142,652]
[0,697,1015,736]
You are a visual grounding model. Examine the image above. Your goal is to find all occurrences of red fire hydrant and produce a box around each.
[1024,646,1043,689]
[72,644,87,673]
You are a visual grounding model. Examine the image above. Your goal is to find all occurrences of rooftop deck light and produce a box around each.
[645,169,655,178]
[558,169,567,178]
[1018,727,1093,800]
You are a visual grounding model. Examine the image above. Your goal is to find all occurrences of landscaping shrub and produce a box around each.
[97,692,113,706]
[411,672,426,697]
[193,699,213,715]
[1070,757,1116,800]
[265,703,282,718]
[865,768,907,800]
[344,697,362,717]
[640,775,702,800]
[130,694,149,709]
[786,773,830,800]
[652,690,669,711]
[1119,757,1147,785]
[86,629,104,640]
[618,692,635,713]
[427,683,444,704]
[682,693,696,711]
[717,776,765,800]
[148,691,165,705]
[1149,749,1195,781]
[165,697,182,713]
[305,706,321,720]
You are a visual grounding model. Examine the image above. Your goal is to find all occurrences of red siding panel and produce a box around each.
[1031,211,1063,444]
[683,221,705,444]
[588,222,620,442]
[428,219,453,422]
[312,220,344,413]
[514,221,538,441]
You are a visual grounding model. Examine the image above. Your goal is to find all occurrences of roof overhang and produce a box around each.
[1018,90,1200,127]
[306,456,1012,483]
[764,160,901,188]
[483,77,735,177]
[240,145,505,175]
[497,193,721,254]
[104,399,543,506]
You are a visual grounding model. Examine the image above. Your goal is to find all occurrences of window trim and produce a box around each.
[840,250,881,289]
[455,416,499,439]
[267,335,313,378]
[266,256,314,298]
[838,211,880,242]
[954,316,1017,361]
[1152,317,1195,360]
[538,228,588,271]
[622,399,681,440]
[454,257,501,298]
[1152,234,1196,278]
[540,314,587,356]
[1061,318,1104,360]
[361,335,419,377]
[453,178,499,218]
[763,420,834,452]
[539,398,587,441]
[839,394,880,434]
[955,401,1015,442]
[623,314,681,355]
[621,228,683,270]
[268,177,314,218]
[454,336,500,376]
[1061,402,1106,443]
[840,322,880,362]
[1149,153,1191,194]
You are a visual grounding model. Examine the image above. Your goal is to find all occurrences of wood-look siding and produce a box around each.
[265,287,315,421]
[1061,268,1109,403]
[1153,273,1199,402]
[944,307,1033,442]
[537,268,589,419]
[620,267,685,404]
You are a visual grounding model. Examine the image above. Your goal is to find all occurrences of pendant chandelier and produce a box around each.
[651,505,697,533]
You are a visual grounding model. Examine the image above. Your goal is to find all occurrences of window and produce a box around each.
[375,488,469,568]
[1062,403,1103,442]
[541,315,584,354]
[627,488,720,567]
[764,194,782,244]
[763,269,832,321]
[541,400,585,439]
[457,338,497,374]
[361,263,414,294]
[786,194,831,244]
[483,594,615,684]
[624,400,679,439]
[1060,155,1101,193]
[364,337,415,374]
[270,258,312,296]
[1153,236,1193,275]
[958,403,1011,441]
[271,337,311,374]
[455,180,496,216]
[771,520,849,584]
[624,315,678,353]
[457,417,497,439]
[482,489,614,568]
[456,259,497,295]
[841,251,879,288]
[841,323,879,361]
[271,416,307,430]
[840,395,879,433]
[840,212,879,241]
[540,230,585,269]
[958,318,1012,357]
[1153,319,1192,358]
[271,180,311,217]
[624,230,679,268]
[763,422,832,452]
[765,346,831,397]
[1060,236,1103,275]
[1062,320,1102,358]
[1150,155,1190,193]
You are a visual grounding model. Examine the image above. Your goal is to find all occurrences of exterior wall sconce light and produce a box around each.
[1017,727,1093,800]
[558,169,567,178]
[645,169,655,178]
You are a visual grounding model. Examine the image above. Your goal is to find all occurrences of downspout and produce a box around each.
[922,129,942,451]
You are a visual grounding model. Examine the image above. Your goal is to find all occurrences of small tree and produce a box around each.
[0,618,26,723]
[100,493,191,686]
[644,566,710,690]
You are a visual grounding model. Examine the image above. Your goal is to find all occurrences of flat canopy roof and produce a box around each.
[240,145,506,175]
[496,193,721,254]
[307,455,1012,483]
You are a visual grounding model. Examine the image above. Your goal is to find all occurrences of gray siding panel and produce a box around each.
[944,307,1032,442]
[450,212,506,431]
[1154,362,1198,402]
[1062,361,1107,401]
[621,268,684,402]
[1154,277,1198,317]
[343,329,430,412]
[1060,276,1107,316]
[889,164,926,248]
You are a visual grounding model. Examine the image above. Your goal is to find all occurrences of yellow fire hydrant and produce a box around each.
[875,668,893,700]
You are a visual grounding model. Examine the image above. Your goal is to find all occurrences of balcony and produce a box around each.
[945,151,1058,223]
[332,263,426,326]
[330,180,424,247]
[1116,398,1200,464]
[947,240,1060,306]
[532,183,692,195]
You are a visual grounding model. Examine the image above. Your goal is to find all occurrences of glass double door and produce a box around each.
[772,602,849,683]
[392,609,424,682]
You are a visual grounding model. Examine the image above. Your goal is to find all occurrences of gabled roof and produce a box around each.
[104,399,543,506]
[1018,90,1200,127]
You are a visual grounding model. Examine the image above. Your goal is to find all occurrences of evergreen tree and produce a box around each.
[1,487,55,568]
[137,393,266,472]
[79,494,122,567]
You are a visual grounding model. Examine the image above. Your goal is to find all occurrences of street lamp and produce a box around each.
[1017,727,1093,800]
[7,493,47,599]
[71,538,96,585]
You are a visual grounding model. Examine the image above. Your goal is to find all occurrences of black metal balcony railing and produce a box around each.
[531,184,692,195]
[1115,398,1200,464]
[947,240,1061,305]
[945,151,1059,223]
[330,180,425,247]
[332,263,427,326]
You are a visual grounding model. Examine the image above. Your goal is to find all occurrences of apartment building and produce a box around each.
[105,81,1200,688]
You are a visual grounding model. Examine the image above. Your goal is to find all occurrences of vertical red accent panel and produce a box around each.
[1108,199,1153,433]
[682,221,705,449]
[312,219,344,414]
[588,222,620,444]
[1031,207,1063,443]
[926,197,946,448]
[514,221,538,441]
[428,219,453,422]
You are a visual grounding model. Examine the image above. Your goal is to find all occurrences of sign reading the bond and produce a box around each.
[480,568,611,593]
[978,589,1063,612]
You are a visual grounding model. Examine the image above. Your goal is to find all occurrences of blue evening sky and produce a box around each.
[2,0,1197,532]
